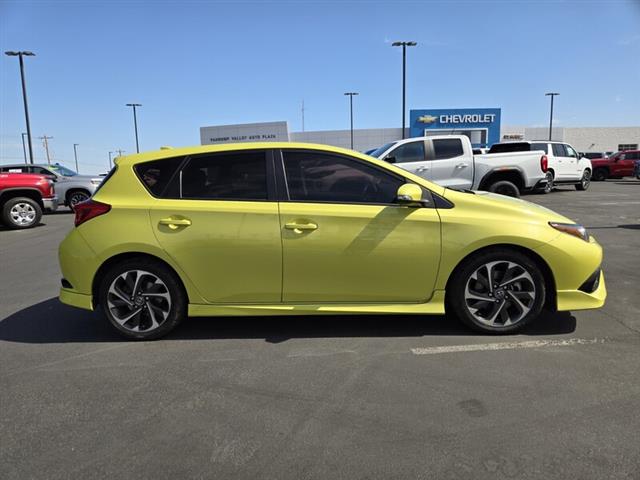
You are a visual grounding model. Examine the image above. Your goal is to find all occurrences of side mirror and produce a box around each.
[385,155,396,164]
[396,183,423,206]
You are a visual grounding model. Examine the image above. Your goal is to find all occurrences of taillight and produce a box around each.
[540,155,548,173]
[74,200,111,227]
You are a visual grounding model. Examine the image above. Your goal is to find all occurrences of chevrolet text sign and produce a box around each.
[410,108,501,147]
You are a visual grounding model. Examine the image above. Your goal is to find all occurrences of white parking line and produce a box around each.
[410,338,606,355]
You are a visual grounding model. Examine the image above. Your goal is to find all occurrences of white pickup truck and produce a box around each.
[368,135,549,197]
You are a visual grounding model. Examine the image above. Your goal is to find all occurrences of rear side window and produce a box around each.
[552,144,567,157]
[180,151,267,200]
[135,156,184,197]
[530,143,548,154]
[433,139,464,160]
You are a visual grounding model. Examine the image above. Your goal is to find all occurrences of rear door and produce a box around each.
[551,144,571,179]
[383,140,430,179]
[427,137,473,189]
[146,150,283,303]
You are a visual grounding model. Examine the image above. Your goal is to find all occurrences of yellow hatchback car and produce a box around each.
[59,143,606,339]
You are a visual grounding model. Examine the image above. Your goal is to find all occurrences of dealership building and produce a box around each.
[200,108,640,154]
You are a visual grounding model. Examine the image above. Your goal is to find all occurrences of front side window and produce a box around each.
[388,141,425,163]
[180,152,267,200]
[369,142,397,158]
[564,145,578,158]
[283,151,403,204]
[433,139,464,160]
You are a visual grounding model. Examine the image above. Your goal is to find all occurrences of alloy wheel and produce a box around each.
[464,260,536,327]
[544,172,554,193]
[106,270,172,333]
[581,171,591,189]
[9,202,37,226]
[69,191,89,207]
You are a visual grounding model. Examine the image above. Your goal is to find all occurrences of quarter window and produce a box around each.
[530,143,549,154]
[282,151,403,204]
[433,139,464,160]
[135,156,184,198]
[387,141,425,163]
[180,152,267,200]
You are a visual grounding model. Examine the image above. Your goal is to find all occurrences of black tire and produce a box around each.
[98,258,187,340]
[592,168,608,181]
[538,171,554,194]
[447,248,546,334]
[575,170,591,191]
[66,189,90,208]
[488,180,520,198]
[1,196,42,229]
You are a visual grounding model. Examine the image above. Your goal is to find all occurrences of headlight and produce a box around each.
[549,222,590,242]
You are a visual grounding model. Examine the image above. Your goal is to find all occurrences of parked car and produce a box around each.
[369,135,548,197]
[0,172,58,229]
[488,141,592,191]
[635,159,640,179]
[579,152,607,160]
[58,143,606,340]
[0,163,103,208]
[590,150,640,181]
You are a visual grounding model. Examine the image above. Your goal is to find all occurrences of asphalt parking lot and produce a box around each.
[1,180,639,479]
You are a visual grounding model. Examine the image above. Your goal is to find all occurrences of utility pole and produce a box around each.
[5,51,35,164]
[391,41,417,139]
[73,143,79,173]
[21,133,28,164]
[126,103,142,153]
[344,92,359,150]
[39,135,53,164]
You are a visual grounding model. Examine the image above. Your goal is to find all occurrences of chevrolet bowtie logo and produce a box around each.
[417,115,438,124]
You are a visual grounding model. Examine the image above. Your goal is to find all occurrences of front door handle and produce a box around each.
[285,221,318,233]
[159,217,192,230]
[416,166,429,172]
[456,162,469,168]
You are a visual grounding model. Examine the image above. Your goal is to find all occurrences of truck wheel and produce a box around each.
[539,171,554,194]
[67,190,90,208]
[1,197,42,229]
[575,170,591,191]
[592,168,608,181]
[488,180,520,198]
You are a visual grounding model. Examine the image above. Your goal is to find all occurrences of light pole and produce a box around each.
[344,92,359,149]
[391,41,417,139]
[545,92,559,141]
[109,151,114,169]
[21,133,28,164]
[73,144,79,173]
[126,103,142,153]
[5,51,35,163]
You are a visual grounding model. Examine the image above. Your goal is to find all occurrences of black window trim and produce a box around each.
[276,148,435,208]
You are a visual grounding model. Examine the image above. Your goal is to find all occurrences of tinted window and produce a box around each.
[433,139,464,160]
[369,142,397,158]
[388,141,425,163]
[552,144,566,157]
[181,152,267,200]
[283,151,403,204]
[135,156,184,197]
[564,145,578,158]
[31,167,53,175]
[530,143,549,154]
[487,142,531,153]
[1,166,28,173]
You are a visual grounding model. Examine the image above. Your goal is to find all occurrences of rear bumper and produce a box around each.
[556,270,606,311]
[43,196,58,211]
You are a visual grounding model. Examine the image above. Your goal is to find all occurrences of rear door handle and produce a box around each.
[456,163,469,168]
[285,221,318,233]
[159,217,192,229]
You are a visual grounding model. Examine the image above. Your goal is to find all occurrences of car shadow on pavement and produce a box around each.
[0,298,577,344]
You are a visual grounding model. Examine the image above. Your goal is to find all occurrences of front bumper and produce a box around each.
[43,196,58,212]
[556,270,607,311]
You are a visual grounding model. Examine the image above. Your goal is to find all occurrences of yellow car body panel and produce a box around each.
[58,142,606,318]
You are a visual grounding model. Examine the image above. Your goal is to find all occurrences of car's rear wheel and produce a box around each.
[592,168,608,181]
[67,190,90,208]
[575,170,591,191]
[540,171,554,194]
[448,249,546,334]
[488,180,520,198]
[98,259,187,340]
[1,197,42,229]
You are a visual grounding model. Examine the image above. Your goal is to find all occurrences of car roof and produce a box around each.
[0,163,55,168]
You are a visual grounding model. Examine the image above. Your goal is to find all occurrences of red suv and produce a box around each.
[0,172,58,229]
[591,150,640,181]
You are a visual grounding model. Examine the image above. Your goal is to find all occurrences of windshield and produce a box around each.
[368,142,398,158]
[49,164,78,176]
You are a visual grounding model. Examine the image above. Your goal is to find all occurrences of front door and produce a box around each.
[278,150,441,303]
[427,137,473,189]
[384,140,430,179]
[147,150,282,303]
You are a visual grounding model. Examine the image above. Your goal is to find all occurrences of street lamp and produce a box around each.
[126,103,142,153]
[545,92,559,141]
[21,133,28,164]
[344,92,359,149]
[109,151,114,169]
[391,41,417,139]
[73,144,79,173]
[5,51,35,163]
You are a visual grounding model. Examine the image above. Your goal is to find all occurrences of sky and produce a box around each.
[1,0,639,174]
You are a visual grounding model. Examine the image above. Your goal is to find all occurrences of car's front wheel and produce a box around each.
[67,190,91,208]
[448,249,546,334]
[98,258,187,340]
